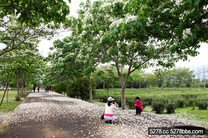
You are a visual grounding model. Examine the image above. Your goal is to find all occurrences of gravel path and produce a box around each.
[0,91,206,138]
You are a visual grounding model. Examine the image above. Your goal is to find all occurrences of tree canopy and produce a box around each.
[0,0,71,27]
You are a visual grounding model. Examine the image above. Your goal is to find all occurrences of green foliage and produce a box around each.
[142,98,152,108]
[165,100,177,114]
[66,77,96,100]
[22,93,29,98]
[197,101,208,110]
[126,97,135,109]
[152,99,166,114]
[0,0,70,27]
[54,83,67,94]
[177,99,185,108]
[15,95,21,101]
[0,90,22,113]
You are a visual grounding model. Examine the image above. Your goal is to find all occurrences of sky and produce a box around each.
[38,0,208,72]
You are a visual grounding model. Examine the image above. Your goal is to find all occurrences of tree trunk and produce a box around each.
[121,85,126,110]
[0,73,9,106]
[6,88,9,103]
[88,75,92,103]
[139,83,141,88]
[107,87,109,97]
[26,81,28,93]
[103,81,105,89]
[21,79,24,97]
[17,75,20,96]
[118,75,128,110]
[131,82,134,88]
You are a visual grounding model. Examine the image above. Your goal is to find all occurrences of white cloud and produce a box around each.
[175,43,208,70]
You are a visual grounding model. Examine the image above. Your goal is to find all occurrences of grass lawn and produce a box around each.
[172,107,208,129]
[0,90,23,113]
[143,106,208,128]
[0,90,28,132]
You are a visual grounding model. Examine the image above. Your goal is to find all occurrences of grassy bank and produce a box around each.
[95,88,208,128]
[0,90,23,113]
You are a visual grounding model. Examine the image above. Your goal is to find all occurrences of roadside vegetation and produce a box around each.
[94,88,208,128]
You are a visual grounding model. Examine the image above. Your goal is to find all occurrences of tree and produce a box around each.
[195,66,208,88]
[154,69,166,88]
[0,16,61,57]
[46,36,85,94]
[77,0,207,109]
[155,68,195,87]
[130,70,146,88]
[95,65,118,96]
[0,38,45,104]
[0,0,70,27]
[75,1,106,102]
[11,46,45,96]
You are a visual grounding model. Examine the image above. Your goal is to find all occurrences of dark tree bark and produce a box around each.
[103,81,105,89]
[0,72,9,106]
[88,75,92,103]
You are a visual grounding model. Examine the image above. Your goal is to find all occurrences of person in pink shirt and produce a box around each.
[134,97,143,115]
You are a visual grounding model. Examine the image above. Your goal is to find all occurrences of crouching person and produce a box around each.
[104,97,118,124]
[134,97,143,115]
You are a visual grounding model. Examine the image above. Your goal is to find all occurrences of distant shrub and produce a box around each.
[126,98,135,109]
[54,83,67,94]
[15,95,21,101]
[177,99,185,108]
[165,101,176,114]
[185,99,195,107]
[142,101,149,109]
[99,96,108,103]
[197,101,208,110]
[66,77,96,101]
[181,94,197,99]
[152,99,166,114]
[143,98,152,105]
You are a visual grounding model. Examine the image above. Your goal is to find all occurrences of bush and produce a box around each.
[165,101,176,114]
[186,99,196,107]
[143,98,152,105]
[54,83,67,94]
[126,98,135,109]
[22,93,29,98]
[15,95,21,101]
[152,99,166,114]
[66,77,96,101]
[99,96,108,103]
[197,101,208,110]
[177,99,185,108]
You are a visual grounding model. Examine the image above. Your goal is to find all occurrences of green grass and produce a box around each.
[0,90,23,113]
[0,90,27,133]
[96,88,208,98]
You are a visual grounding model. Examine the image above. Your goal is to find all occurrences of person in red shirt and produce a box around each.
[134,97,143,115]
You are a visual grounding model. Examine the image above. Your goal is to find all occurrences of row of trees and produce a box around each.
[93,66,200,90]
[0,0,71,105]
[0,42,45,105]
[48,0,207,109]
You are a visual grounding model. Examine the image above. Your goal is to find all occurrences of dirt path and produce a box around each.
[0,91,206,138]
